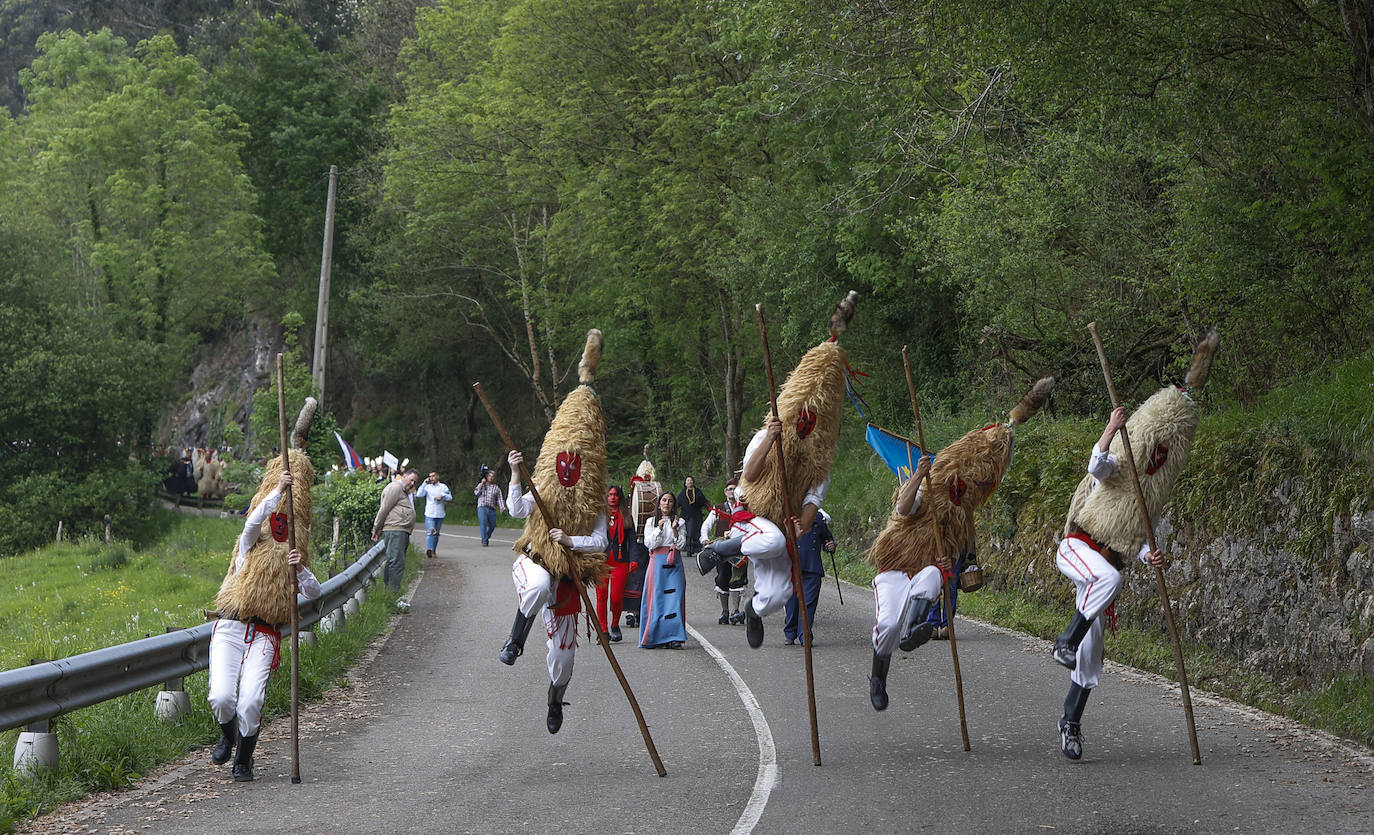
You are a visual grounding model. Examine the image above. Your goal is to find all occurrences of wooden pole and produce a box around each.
[277,354,303,784]
[903,346,970,752]
[311,165,337,408]
[472,383,667,777]
[1086,323,1202,765]
[755,304,823,767]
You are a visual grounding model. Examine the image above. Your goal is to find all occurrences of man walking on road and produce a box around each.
[473,467,506,546]
[417,471,454,558]
[373,468,419,608]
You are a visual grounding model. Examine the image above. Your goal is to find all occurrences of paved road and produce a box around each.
[29,527,1373,834]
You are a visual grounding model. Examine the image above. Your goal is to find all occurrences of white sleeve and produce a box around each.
[672,521,686,550]
[235,490,283,569]
[900,484,925,517]
[1135,522,1163,564]
[508,486,534,518]
[700,510,718,545]
[569,514,608,552]
[1087,445,1117,482]
[644,519,664,549]
[803,474,831,510]
[295,567,323,601]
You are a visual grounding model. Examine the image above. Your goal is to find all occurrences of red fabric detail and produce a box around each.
[269,512,289,542]
[979,423,999,432]
[795,408,817,439]
[949,476,968,506]
[607,510,624,549]
[555,452,582,487]
[552,579,582,616]
[1067,531,1102,553]
[1105,601,1118,634]
[1146,443,1170,475]
[243,621,282,672]
[730,508,757,524]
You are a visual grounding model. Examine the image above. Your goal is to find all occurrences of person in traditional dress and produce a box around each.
[676,476,710,560]
[699,478,747,624]
[640,491,688,648]
[496,331,610,735]
[208,401,322,782]
[596,485,634,642]
[1051,330,1217,760]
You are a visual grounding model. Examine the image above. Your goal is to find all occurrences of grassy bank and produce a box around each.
[0,513,420,831]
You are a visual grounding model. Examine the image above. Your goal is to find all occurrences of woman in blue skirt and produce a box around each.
[639,491,688,648]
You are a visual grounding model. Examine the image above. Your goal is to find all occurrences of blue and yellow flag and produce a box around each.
[865,423,933,481]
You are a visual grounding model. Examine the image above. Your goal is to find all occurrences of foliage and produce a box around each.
[313,470,385,553]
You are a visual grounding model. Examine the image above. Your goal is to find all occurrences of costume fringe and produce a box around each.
[1009,376,1055,426]
[578,329,603,385]
[829,290,859,339]
[1184,328,1220,391]
[292,397,317,450]
[215,449,314,626]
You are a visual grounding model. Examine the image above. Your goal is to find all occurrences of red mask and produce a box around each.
[1146,444,1170,475]
[269,512,289,542]
[556,452,582,487]
[796,408,817,439]
[948,476,968,507]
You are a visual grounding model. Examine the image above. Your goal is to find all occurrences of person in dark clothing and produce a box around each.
[676,476,711,558]
[165,449,196,494]
[783,508,834,646]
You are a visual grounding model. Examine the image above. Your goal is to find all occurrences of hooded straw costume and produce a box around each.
[864,378,1054,711]
[1052,329,1219,761]
[699,292,858,649]
[207,399,323,782]
[500,330,611,734]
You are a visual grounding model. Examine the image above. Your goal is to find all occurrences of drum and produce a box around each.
[631,480,661,535]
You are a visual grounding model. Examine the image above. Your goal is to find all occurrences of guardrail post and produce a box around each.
[13,660,58,776]
[153,629,192,721]
[343,594,361,617]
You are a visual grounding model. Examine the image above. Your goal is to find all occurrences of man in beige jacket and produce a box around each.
[372,469,419,602]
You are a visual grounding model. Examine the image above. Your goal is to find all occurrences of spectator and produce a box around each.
[639,491,687,648]
[372,468,419,607]
[165,448,196,495]
[417,471,454,558]
[473,467,506,546]
[676,475,710,559]
[784,508,834,646]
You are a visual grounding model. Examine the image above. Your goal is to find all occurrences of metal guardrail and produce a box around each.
[0,540,386,734]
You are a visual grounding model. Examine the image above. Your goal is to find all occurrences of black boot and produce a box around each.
[869,652,891,711]
[211,721,237,765]
[499,609,536,665]
[1059,682,1091,760]
[700,536,744,568]
[232,732,258,782]
[717,591,730,625]
[546,683,569,734]
[898,596,935,651]
[1051,611,1093,669]
[743,596,764,649]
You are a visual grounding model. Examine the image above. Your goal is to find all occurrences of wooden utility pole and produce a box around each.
[311,165,337,406]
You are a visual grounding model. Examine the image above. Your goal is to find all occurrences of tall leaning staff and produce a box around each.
[276,355,303,783]
[1050,325,1217,764]
[206,389,322,783]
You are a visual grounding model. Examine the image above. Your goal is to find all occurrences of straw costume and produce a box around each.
[208,400,322,782]
[700,292,857,649]
[1052,330,1218,760]
[864,378,1054,710]
[500,330,610,734]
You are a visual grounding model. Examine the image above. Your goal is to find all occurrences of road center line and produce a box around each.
[685,623,778,835]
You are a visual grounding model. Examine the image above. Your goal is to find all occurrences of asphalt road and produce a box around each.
[27,526,1374,834]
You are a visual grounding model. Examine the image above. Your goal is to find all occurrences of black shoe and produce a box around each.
[609,626,623,643]
[546,683,569,734]
[624,613,638,628]
[898,597,934,652]
[718,614,730,625]
[232,733,258,782]
[729,611,745,625]
[743,598,764,648]
[1059,721,1083,760]
[211,722,237,765]
[870,652,891,711]
[499,609,535,665]
[1051,611,1093,670]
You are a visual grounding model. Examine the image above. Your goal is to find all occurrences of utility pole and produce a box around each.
[312,164,338,407]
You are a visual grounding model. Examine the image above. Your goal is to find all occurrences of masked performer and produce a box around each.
[1052,330,1218,760]
[596,485,634,642]
[208,400,322,782]
[700,292,858,649]
[865,378,1054,711]
[699,478,747,624]
[498,331,610,735]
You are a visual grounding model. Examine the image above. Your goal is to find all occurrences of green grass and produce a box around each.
[0,513,421,832]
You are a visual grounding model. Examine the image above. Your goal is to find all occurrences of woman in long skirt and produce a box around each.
[640,491,688,648]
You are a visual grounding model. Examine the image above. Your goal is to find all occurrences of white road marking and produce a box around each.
[685,622,778,835]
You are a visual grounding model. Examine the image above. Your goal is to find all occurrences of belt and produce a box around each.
[1067,528,1124,569]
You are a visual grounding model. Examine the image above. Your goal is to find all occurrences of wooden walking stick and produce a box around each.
[755,304,823,767]
[1087,323,1202,765]
[276,354,302,784]
[903,346,971,752]
[472,383,667,777]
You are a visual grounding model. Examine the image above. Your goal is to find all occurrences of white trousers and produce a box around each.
[1056,537,1122,689]
[207,618,277,737]
[731,516,791,618]
[512,555,577,687]
[871,567,943,657]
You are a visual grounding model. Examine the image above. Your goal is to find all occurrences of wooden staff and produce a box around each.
[1087,323,1202,765]
[755,304,823,767]
[472,383,666,777]
[903,346,970,752]
[276,354,302,784]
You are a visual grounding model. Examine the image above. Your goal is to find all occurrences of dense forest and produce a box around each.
[1,0,1371,555]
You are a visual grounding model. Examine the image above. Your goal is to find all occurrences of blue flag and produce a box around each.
[865,423,933,480]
